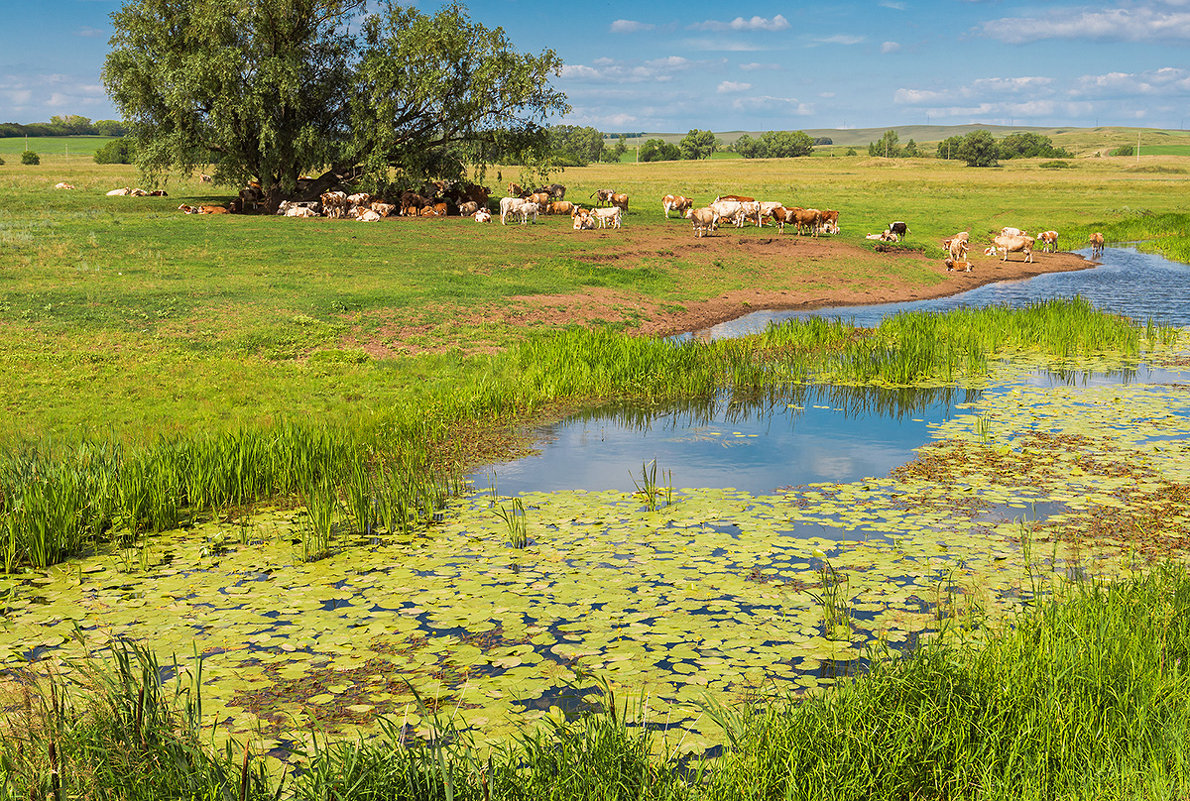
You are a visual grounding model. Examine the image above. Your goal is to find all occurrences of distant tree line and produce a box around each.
[0,116,129,138]
[937,131,1072,166]
[636,130,718,162]
[733,130,816,159]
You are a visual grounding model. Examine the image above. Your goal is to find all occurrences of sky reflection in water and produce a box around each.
[480,246,1189,496]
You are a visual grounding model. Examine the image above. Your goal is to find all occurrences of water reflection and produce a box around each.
[479,384,976,496]
[687,246,1190,339]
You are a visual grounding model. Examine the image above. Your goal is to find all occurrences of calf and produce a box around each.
[573,213,597,230]
[662,194,693,218]
[887,221,909,241]
[1038,230,1059,252]
[818,209,840,235]
[474,209,493,223]
[354,208,382,222]
[1089,232,1105,258]
[688,207,718,238]
[944,232,971,271]
[590,188,614,206]
[1000,227,1026,237]
[199,173,212,183]
[371,201,397,218]
[53,182,76,190]
[458,201,480,217]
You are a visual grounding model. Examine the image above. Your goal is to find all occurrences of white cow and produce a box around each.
[593,207,622,229]
[710,199,745,228]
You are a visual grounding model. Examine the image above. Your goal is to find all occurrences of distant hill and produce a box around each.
[609,125,1190,156]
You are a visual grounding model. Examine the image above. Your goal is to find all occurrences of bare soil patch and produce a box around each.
[346,225,1094,355]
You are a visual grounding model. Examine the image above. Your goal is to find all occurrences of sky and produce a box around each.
[2,0,1189,132]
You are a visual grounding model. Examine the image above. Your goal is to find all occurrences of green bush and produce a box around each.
[20,150,39,165]
[94,138,134,164]
[1039,160,1072,169]
[1110,144,1135,157]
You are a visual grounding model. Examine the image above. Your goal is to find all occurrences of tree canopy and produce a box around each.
[103,0,567,207]
[679,129,717,160]
[639,138,680,162]
[734,130,814,159]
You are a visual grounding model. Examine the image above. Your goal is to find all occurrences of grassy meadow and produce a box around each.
[0,135,116,157]
[2,145,1190,797]
[2,149,1189,439]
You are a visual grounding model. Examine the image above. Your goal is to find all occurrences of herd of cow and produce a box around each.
[147,176,1110,264]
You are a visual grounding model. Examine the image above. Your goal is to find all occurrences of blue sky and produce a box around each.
[3,0,1189,131]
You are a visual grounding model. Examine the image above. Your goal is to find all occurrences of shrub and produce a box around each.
[0,155,5,165]
[94,138,134,164]
[1039,160,1072,169]
[20,150,39,165]
[1110,144,1134,157]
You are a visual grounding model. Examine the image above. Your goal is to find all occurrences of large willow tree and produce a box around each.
[103,0,567,208]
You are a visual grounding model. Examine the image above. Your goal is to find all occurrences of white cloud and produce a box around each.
[690,14,790,32]
[0,72,111,118]
[560,64,601,80]
[1072,66,1190,96]
[880,1,906,8]
[558,56,702,86]
[610,19,654,33]
[739,61,781,70]
[717,80,752,93]
[981,5,1190,43]
[75,26,106,37]
[881,41,901,53]
[895,76,1054,105]
[814,34,865,45]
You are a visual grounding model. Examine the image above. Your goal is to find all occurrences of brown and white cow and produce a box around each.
[818,209,840,235]
[663,194,693,218]
[590,188,614,206]
[610,193,629,211]
[1089,232,1105,258]
[1038,230,1059,252]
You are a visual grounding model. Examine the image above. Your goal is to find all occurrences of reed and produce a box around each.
[0,300,1171,571]
[632,460,673,512]
[494,498,529,548]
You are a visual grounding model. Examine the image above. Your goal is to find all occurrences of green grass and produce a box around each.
[0,136,117,156]
[0,298,1168,571]
[7,565,1190,799]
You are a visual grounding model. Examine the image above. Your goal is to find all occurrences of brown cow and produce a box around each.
[789,207,821,236]
[1089,232,1105,258]
[610,193,629,211]
[818,209,839,235]
[715,195,755,203]
[548,200,575,215]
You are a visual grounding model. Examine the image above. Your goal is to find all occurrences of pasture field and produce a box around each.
[3,152,1190,797]
[1,153,1189,444]
[0,135,116,157]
